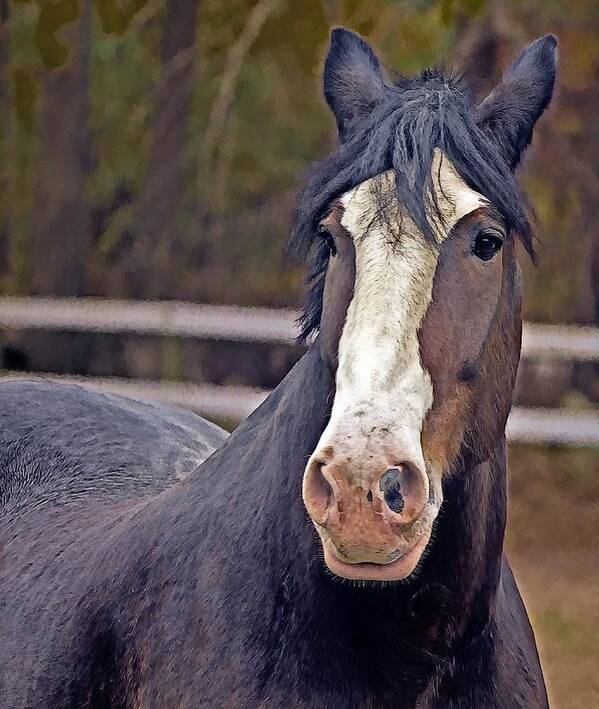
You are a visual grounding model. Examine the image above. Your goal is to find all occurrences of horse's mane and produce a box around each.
[290,69,534,340]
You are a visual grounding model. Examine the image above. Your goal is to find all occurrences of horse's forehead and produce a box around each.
[339,150,486,242]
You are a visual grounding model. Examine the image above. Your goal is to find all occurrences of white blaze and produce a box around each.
[315,151,486,491]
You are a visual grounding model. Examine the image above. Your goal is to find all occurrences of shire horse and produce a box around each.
[0,28,556,708]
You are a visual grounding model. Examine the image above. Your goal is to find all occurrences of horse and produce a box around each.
[0,27,556,708]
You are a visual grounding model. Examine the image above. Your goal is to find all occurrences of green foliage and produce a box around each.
[12,65,37,133]
[35,0,79,67]
[1,0,599,324]
[87,17,156,205]
[437,0,486,25]
[12,0,151,69]
[94,0,150,36]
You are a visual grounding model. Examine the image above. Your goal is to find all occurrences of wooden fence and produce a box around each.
[1,296,598,445]
[1,296,599,358]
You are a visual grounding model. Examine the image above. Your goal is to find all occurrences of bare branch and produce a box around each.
[201,0,283,177]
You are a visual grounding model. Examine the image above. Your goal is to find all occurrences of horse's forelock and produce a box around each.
[292,69,534,341]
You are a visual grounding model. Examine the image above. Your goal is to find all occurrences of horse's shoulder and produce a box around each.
[0,379,228,509]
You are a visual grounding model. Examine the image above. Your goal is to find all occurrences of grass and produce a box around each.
[506,444,599,709]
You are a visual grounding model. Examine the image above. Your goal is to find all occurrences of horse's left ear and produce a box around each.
[477,35,557,169]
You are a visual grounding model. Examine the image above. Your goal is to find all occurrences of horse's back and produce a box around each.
[0,379,227,513]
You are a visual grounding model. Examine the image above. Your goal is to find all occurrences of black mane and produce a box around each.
[291,68,534,340]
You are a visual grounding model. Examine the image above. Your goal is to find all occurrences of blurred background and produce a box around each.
[0,1,597,706]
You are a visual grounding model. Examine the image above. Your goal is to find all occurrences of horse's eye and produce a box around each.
[318,223,337,256]
[473,228,504,261]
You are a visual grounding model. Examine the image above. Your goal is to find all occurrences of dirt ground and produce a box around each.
[506,444,599,709]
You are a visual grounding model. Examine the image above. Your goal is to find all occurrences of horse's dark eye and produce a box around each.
[473,229,503,261]
[319,223,337,256]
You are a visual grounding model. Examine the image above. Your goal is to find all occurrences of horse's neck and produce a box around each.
[205,347,506,637]
[226,341,508,579]
[147,345,508,695]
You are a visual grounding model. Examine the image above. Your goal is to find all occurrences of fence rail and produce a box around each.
[1,372,268,422]
[1,297,598,446]
[0,296,298,344]
[1,296,599,360]
[2,371,599,446]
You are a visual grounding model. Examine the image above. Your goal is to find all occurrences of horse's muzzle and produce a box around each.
[303,447,437,581]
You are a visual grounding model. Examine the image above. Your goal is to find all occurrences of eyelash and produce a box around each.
[472,228,504,261]
[319,225,337,256]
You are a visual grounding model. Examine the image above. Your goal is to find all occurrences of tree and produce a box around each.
[0,0,10,284]
[130,0,201,298]
[24,0,93,373]
[30,0,92,298]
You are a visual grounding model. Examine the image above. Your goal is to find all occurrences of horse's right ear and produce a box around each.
[477,35,557,169]
[324,28,387,142]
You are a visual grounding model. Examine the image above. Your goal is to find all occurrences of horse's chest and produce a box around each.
[134,664,417,709]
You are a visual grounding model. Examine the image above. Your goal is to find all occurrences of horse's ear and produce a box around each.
[477,35,557,169]
[324,28,387,141]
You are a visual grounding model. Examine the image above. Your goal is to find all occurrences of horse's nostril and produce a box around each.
[379,467,405,514]
[304,460,334,525]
